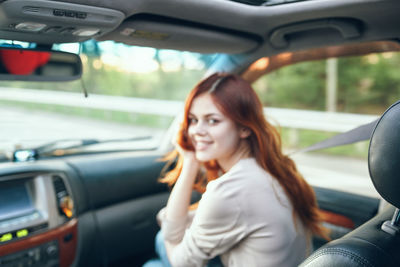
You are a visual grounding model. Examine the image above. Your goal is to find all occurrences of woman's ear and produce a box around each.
[239,127,251,139]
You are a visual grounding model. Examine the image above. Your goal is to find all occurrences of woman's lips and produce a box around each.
[195,140,212,151]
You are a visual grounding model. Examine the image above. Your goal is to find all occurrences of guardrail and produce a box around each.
[0,87,379,133]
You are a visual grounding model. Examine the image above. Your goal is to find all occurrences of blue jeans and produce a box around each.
[142,231,223,267]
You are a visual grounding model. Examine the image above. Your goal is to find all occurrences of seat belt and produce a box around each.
[293,119,379,154]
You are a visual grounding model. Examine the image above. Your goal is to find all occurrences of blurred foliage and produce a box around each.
[0,43,214,101]
[1,46,399,114]
[253,52,400,115]
[79,59,206,100]
[1,46,399,157]
[254,61,326,110]
[0,58,207,101]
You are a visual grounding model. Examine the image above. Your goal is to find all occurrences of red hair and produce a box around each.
[160,73,329,239]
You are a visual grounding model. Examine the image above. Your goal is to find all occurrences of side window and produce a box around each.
[251,48,400,197]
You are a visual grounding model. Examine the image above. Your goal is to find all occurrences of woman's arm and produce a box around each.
[163,175,245,267]
[164,151,200,259]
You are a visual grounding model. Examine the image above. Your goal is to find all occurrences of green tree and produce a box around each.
[254,61,326,110]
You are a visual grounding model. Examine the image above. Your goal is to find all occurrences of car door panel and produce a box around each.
[313,186,380,249]
[314,186,380,227]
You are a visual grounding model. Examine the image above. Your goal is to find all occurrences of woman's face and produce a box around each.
[188,93,247,168]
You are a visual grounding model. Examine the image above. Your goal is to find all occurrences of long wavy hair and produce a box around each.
[160,73,329,239]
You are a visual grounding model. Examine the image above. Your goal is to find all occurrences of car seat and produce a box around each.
[300,101,400,267]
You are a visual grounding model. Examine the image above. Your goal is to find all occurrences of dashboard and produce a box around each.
[0,152,169,267]
[0,171,76,267]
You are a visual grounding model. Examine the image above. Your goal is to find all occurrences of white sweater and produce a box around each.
[158,157,310,267]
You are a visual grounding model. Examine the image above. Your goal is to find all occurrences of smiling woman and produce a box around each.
[148,73,329,267]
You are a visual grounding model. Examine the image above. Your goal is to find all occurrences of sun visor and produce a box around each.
[0,0,124,44]
[97,15,261,54]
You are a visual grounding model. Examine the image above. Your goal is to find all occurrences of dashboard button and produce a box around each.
[60,27,75,35]
[64,233,73,242]
[46,245,58,256]
[64,11,75,17]
[45,27,62,34]
[76,12,87,19]
[53,9,64,16]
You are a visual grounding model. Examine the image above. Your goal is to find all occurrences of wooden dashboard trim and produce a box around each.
[0,218,78,267]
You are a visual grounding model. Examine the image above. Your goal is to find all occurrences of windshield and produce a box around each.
[0,40,216,159]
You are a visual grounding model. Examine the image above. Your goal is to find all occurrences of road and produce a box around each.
[0,105,164,152]
[0,105,379,198]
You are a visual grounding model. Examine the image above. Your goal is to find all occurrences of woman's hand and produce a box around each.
[175,140,199,166]
[173,127,200,170]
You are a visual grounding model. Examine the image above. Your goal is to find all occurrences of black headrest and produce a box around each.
[369,101,400,208]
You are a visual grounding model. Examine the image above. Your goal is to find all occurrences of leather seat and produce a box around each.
[301,101,400,267]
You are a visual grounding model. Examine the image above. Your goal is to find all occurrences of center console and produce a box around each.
[0,172,76,267]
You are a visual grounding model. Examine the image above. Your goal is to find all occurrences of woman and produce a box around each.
[145,73,328,267]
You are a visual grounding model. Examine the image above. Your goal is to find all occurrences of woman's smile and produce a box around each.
[194,139,213,151]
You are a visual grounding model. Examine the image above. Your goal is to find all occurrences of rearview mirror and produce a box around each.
[0,47,82,81]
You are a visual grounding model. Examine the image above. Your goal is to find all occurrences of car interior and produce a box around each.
[302,101,400,266]
[0,0,399,266]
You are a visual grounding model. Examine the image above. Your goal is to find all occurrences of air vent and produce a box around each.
[22,6,40,13]
[53,175,67,199]
[52,175,74,219]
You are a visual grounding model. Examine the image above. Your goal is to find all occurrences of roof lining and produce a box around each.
[97,13,262,54]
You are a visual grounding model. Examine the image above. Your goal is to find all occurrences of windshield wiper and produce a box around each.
[12,136,152,162]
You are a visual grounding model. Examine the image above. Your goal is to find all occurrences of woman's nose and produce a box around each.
[191,121,207,135]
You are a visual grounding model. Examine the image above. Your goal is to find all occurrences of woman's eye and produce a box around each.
[189,118,197,124]
[208,119,219,124]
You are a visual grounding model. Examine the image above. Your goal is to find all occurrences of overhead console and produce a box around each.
[0,0,124,44]
[0,172,77,267]
[269,18,364,50]
[97,14,261,54]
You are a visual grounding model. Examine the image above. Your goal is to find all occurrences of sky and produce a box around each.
[58,41,210,73]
